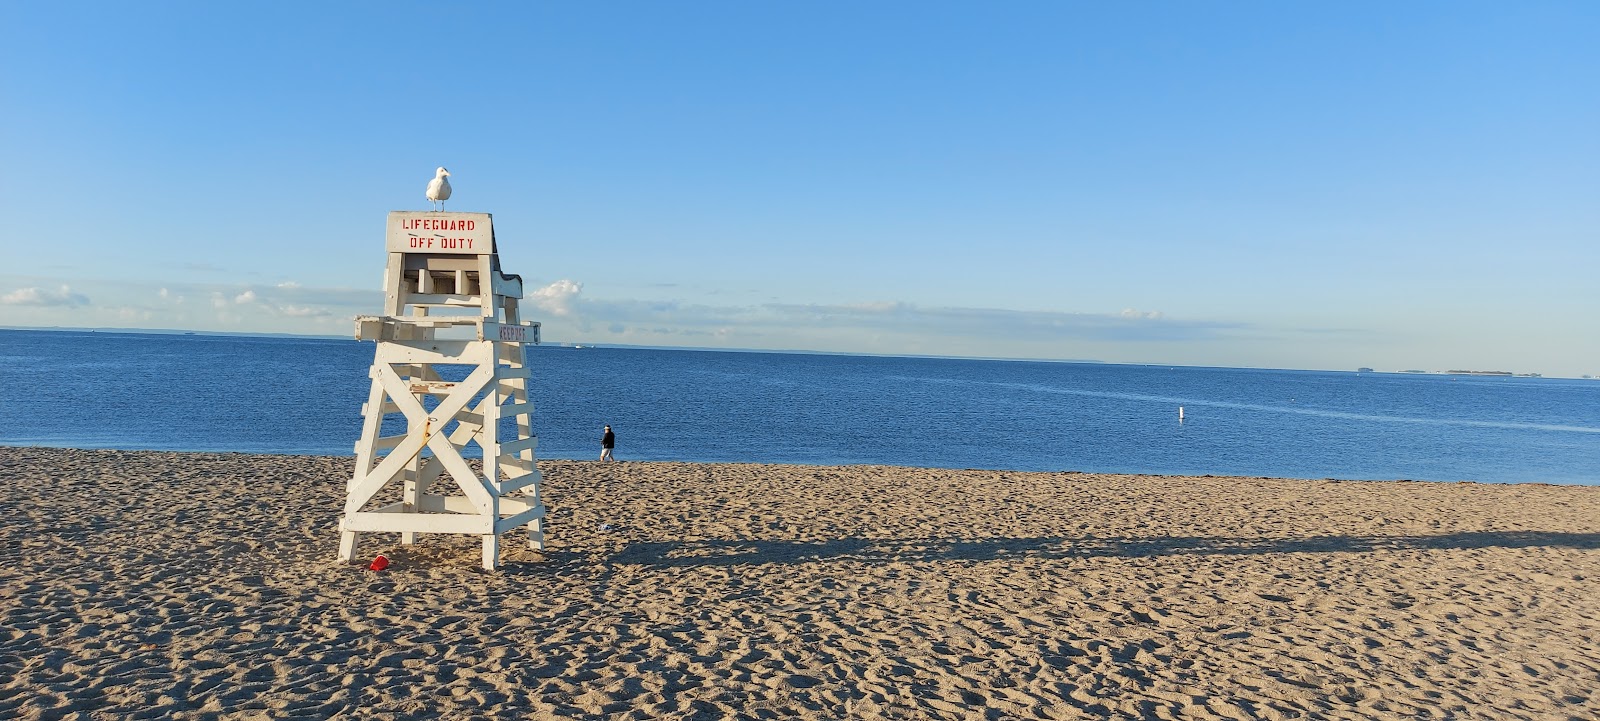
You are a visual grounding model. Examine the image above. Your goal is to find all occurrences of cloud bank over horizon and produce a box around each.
[1,285,91,308]
[2,274,1243,349]
[518,279,1244,346]
[0,273,1578,375]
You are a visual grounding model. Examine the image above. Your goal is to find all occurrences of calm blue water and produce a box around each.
[2,329,1597,484]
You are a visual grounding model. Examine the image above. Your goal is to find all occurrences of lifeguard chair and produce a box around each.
[338,211,544,571]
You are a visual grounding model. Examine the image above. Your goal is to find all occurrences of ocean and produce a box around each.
[2,329,1597,484]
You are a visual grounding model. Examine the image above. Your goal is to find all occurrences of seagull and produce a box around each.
[426,167,452,210]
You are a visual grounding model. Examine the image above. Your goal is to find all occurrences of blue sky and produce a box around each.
[2,3,1596,376]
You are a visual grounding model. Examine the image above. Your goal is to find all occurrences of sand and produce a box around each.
[2,447,1597,720]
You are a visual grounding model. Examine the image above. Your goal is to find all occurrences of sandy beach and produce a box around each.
[2,446,1597,720]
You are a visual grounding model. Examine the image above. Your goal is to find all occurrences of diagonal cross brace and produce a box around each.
[344,363,496,516]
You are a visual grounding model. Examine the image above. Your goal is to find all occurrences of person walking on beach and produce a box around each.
[600,425,616,462]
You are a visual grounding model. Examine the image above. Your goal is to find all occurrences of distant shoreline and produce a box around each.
[0,325,1581,379]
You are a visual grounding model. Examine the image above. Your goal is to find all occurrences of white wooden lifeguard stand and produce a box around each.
[339,211,544,571]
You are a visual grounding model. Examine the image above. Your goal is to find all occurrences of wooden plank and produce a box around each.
[345,431,427,516]
[338,529,359,562]
[359,400,396,417]
[345,511,491,534]
[392,316,478,328]
[355,316,387,341]
[480,377,503,484]
[440,496,482,514]
[407,293,481,307]
[495,365,530,380]
[480,321,537,344]
[497,497,535,514]
[500,401,535,418]
[498,469,542,495]
[498,300,536,443]
[482,534,499,571]
[383,253,405,316]
[386,212,494,255]
[374,340,488,366]
[492,273,523,299]
[348,451,421,514]
[359,315,483,342]
[417,363,499,512]
[442,397,490,453]
[371,493,458,515]
[374,363,432,422]
[370,490,448,514]
[404,255,479,272]
[349,376,389,489]
[408,380,458,395]
[431,432,498,516]
[499,435,539,456]
[477,255,496,316]
[372,434,407,451]
[494,505,547,534]
[448,419,484,447]
[345,362,464,514]
[498,456,534,474]
[412,492,446,513]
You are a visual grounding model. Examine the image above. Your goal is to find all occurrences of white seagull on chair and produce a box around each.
[426,167,452,210]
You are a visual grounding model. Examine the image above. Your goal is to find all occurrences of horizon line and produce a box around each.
[0,324,1582,380]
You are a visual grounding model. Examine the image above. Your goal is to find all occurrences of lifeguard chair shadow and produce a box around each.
[340,211,544,571]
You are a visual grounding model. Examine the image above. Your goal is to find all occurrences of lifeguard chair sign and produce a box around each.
[339,211,545,571]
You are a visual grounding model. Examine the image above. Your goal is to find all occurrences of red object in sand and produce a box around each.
[368,555,390,571]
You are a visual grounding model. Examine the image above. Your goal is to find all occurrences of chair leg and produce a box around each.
[338,529,359,563]
[481,534,499,571]
[529,518,545,551]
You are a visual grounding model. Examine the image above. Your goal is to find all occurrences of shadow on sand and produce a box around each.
[602,531,1600,568]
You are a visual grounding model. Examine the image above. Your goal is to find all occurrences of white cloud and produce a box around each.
[176,281,377,323]
[527,279,583,317]
[0,285,90,307]
[1120,308,1164,320]
[841,301,910,313]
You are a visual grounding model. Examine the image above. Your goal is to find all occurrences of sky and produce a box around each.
[2,2,1596,376]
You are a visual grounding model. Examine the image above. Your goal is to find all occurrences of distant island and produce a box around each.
[1440,370,1542,378]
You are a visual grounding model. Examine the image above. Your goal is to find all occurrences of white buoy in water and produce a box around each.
[1179,406,1185,422]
